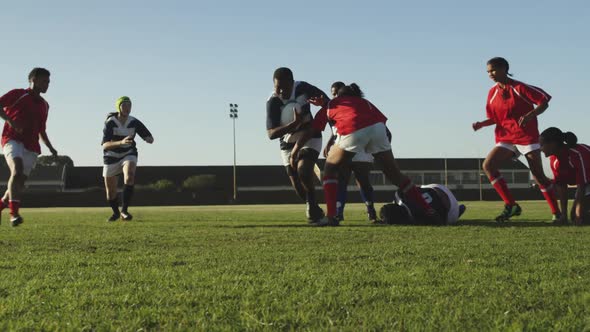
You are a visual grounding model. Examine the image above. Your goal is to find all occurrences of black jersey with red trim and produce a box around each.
[266,81,327,151]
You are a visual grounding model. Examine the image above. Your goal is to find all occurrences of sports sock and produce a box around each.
[336,179,348,216]
[360,187,375,213]
[489,172,516,206]
[9,200,20,217]
[323,176,339,218]
[400,179,432,212]
[121,185,135,213]
[109,196,120,215]
[539,183,559,215]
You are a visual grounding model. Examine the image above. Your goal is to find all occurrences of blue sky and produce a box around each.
[1,0,588,166]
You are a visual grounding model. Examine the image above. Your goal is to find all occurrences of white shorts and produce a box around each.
[3,140,39,176]
[497,142,540,157]
[336,122,390,155]
[421,184,461,225]
[352,151,374,163]
[103,155,137,177]
[280,137,322,166]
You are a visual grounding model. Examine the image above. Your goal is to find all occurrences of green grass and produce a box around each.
[1,201,590,331]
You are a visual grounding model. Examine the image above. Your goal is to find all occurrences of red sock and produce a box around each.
[400,179,432,212]
[9,200,20,217]
[539,184,559,214]
[322,176,338,218]
[489,172,516,205]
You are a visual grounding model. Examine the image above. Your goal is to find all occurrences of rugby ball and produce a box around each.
[280,102,303,126]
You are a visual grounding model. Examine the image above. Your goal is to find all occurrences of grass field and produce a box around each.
[1,201,590,331]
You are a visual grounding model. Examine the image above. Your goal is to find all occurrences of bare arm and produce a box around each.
[0,104,21,132]
[102,136,134,151]
[472,118,495,131]
[574,184,585,225]
[555,183,569,223]
[39,132,58,156]
[267,107,304,140]
[519,102,549,127]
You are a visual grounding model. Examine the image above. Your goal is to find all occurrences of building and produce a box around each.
[0,158,543,207]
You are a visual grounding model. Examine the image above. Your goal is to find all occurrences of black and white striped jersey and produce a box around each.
[266,81,327,151]
[102,115,152,165]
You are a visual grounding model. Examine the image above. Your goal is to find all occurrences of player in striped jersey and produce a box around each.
[102,96,154,222]
[380,184,467,225]
[473,57,559,223]
[540,128,590,225]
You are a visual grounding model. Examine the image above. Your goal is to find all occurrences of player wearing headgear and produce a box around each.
[324,81,379,223]
[473,57,559,223]
[266,67,328,223]
[540,127,590,225]
[102,96,154,222]
[0,68,58,227]
[292,83,439,226]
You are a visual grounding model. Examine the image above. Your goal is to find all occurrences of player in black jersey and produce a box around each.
[380,184,467,225]
[266,67,328,223]
[102,96,154,222]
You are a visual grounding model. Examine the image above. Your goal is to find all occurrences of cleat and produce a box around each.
[121,212,133,221]
[552,213,564,225]
[10,215,23,227]
[310,216,340,227]
[495,204,522,223]
[367,206,378,223]
[107,213,120,222]
[370,219,388,225]
[459,205,467,218]
[306,204,325,222]
[336,214,344,222]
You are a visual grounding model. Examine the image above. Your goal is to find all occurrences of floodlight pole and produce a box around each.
[229,104,239,202]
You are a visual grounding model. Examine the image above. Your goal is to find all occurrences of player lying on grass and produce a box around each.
[540,127,590,225]
[473,57,559,223]
[379,184,467,225]
[324,81,380,223]
[291,83,439,226]
[102,96,153,222]
[0,68,58,227]
[266,67,328,223]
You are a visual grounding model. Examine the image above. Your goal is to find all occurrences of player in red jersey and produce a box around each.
[0,68,58,226]
[473,57,559,223]
[324,81,379,223]
[291,83,437,226]
[540,128,590,225]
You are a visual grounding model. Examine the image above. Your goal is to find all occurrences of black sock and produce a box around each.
[108,196,120,215]
[122,185,135,213]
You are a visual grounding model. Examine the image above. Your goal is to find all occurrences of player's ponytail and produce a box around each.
[541,127,578,148]
[564,131,578,148]
[337,83,364,98]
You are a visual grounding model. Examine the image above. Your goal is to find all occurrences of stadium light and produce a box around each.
[229,104,239,202]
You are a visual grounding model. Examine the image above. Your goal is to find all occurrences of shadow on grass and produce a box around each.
[210,220,587,229]
[457,220,573,228]
[212,223,377,229]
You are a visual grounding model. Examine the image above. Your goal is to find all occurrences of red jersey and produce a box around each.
[0,89,49,154]
[485,79,551,145]
[565,144,590,186]
[312,96,387,136]
[549,153,576,185]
